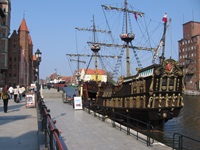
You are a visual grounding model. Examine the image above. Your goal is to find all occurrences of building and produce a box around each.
[0,0,11,87]
[73,68,107,84]
[7,18,34,87]
[178,21,200,91]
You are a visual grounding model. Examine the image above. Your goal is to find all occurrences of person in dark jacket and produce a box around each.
[1,85,9,113]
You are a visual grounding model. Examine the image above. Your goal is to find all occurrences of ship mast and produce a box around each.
[101,0,145,77]
[69,57,86,83]
[124,0,131,76]
[72,15,113,82]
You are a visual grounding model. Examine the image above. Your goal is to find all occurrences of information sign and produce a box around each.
[25,92,36,108]
[74,97,83,110]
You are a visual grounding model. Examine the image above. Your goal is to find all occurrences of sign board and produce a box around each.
[25,92,36,108]
[74,96,83,110]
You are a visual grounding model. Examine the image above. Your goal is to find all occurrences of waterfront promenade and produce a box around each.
[0,88,171,150]
[43,89,171,150]
[0,97,40,150]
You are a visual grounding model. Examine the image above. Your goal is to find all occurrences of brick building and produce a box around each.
[0,0,11,87]
[7,18,34,87]
[178,21,200,90]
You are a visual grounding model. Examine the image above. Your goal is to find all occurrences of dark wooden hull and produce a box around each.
[82,59,185,127]
[96,106,182,126]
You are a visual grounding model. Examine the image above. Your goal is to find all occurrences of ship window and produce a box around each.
[169,77,174,85]
[162,77,167,85]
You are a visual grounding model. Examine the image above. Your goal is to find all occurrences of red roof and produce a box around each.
[81,68,106,75]
[18,18,29,32]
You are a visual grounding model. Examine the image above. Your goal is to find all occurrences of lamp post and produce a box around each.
[184,57,191,88]
[35,49,42,92]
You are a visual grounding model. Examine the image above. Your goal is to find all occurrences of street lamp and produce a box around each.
[35,49,42,91]
[184,57,191,88]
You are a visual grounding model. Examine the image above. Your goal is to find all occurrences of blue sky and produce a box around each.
[10,0,200,79]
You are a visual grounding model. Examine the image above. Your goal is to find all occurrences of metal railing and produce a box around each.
[111,111,154,146]
[173,133,200,150]
[84,102,155,146]
[38,98,68,150]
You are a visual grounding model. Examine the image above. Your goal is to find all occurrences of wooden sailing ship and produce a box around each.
[69,1,185,127]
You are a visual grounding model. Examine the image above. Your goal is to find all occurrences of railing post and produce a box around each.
[146,125,149,146]
[49,129,59,150]
[127,116,130,135]
[179,135,183,150]
[44,114,48,148]
[88,100,91,114]
[112,112,116,127]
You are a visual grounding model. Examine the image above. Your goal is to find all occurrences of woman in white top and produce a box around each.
[13,87,19,102]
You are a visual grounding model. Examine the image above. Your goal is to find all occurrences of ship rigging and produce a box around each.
[66,0,185,127]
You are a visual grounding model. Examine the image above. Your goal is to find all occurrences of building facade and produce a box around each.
[178,21,200,91]
[7,18,34,87]
[0,0,11,87]
[77,68,107,83]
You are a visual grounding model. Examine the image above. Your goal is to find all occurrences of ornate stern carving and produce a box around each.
[155,59,183,77]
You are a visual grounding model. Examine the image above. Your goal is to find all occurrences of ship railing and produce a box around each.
[173,133,200,150]
[38,98,68,150]
[111,112,154,146]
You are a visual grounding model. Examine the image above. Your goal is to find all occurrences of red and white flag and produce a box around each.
[134,12,138,21]
[162,13,168,23]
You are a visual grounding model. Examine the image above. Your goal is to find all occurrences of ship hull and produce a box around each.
[82,59,185,127]
[95,106,182,126]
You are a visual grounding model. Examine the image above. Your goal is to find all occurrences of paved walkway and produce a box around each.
[0,97,39,150]
[43,89,171,150]
[0,88,172,150]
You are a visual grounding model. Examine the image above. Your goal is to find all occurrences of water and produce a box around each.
[154,96,200,149]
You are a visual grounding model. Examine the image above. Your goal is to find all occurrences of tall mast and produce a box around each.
[102,0,144,77]
[91,15,100,81]
[74,15,111,81]
[125,0,130,76]
[159,15,171,64]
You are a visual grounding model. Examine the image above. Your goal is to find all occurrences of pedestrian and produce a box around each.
[0,87,2,100]
[1,85,9,113]
[13,86,19,102]
[8,86,14,99]
[18,87,23,101]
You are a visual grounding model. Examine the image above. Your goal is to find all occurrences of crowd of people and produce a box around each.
[0,84,33,113]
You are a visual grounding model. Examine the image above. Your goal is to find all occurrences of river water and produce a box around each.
[154,95,200,149]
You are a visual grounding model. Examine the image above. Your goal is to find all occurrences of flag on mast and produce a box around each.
[162,13,168,23]
[134,12,138,21]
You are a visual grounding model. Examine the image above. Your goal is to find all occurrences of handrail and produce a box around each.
[84,102,155,147]
[111,111,155,146]
[173,133,200,150]
[38,98,68,150]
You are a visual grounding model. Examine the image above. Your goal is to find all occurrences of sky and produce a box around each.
[10,0,200,80]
